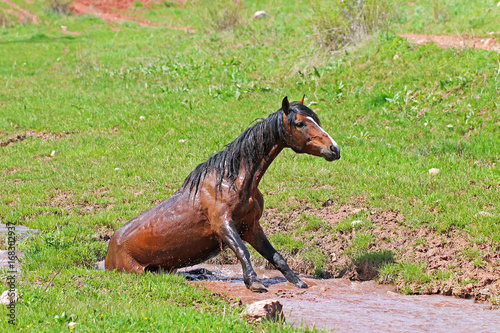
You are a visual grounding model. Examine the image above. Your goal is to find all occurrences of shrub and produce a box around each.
[47,0,72,16]
[206,0,243,32]
[312,0,395,50]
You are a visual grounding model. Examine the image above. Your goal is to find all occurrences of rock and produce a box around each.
[428,168,440,175]
[139,116,145,120]
[252,11,268,19]
[241,299,284,323]
[475,211,493,217]
[0,289,18,305]
[351,220,363,228]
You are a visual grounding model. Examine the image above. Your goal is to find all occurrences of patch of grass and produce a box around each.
[270,233,306,255]
[379,261,433,289]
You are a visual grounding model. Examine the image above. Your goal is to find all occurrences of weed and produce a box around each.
[205,0,243,32]
[47,0,72,15]
[312,0,395,49]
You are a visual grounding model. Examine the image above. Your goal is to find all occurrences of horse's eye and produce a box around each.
[295,121,306,128]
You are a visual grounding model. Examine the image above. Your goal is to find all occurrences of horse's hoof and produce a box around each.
[249,281,268,293]
[296,280,308,289]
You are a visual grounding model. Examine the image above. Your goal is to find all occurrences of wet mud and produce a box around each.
[180,264,500,332]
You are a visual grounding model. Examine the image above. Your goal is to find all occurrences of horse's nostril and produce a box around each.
[329,145,340,158]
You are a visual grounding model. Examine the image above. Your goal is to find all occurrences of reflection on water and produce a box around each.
[178,264,500,332]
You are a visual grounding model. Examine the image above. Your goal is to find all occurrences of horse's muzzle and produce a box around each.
[321,144,340,161]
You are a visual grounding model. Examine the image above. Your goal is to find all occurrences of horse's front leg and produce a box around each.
[245,227,308,289]
[218,218,268,293]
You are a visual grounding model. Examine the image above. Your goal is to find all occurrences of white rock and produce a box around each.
[252,11,268,19]
[139,116,145,120]
[428,168,440,175]
[179,139,186,143]
[475,211,493,217]
[0,289,18,305]
[351,220,363,228]
[114,167,121,171]
[241,299,284,323]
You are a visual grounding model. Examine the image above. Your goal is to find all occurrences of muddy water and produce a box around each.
[178,264,500,332]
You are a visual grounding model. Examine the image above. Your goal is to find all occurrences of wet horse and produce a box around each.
[105,96,340,292]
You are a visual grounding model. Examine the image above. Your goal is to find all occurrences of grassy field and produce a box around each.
[1,0,500,330]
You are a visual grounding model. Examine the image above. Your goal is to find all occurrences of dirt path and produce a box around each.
[399,34,500,52]
[71,0,193,31]
[0,0,38,24]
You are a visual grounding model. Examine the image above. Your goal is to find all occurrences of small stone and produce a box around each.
[252,11,268,19]
[139,116,145,120]
[0,289,18,305]
[179,139,186,143]
[50,150,57,157]
[446,124,454,128]
[478,288,491,296]
[241,299,284,323]
[475,211,493,217]
[428,168,440,175]
[351,220,363,228]
[114,167,121,171]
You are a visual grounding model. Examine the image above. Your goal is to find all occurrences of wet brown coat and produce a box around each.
[105,97,340,292]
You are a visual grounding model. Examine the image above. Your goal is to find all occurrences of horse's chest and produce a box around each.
[234,195,263,226]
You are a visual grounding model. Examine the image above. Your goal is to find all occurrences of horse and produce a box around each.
[105,96,340,292]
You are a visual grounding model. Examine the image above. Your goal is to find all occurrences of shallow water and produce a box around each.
[178,264,500,332]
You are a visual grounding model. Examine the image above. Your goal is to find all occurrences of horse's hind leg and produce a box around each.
[244,226,307,289]
[105,237,145,274]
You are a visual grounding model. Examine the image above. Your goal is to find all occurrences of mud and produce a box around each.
[180,264,500,332]
[206,202,500,302]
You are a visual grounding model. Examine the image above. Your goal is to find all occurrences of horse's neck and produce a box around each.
[243,142,284,193]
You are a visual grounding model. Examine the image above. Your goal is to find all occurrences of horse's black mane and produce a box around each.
[179,102,319,196]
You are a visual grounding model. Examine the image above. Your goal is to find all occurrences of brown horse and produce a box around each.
[105,96,340,292]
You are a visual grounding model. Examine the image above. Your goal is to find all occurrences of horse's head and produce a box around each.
[281,96,340,161]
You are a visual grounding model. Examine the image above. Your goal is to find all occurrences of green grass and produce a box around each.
[1,0,500,329]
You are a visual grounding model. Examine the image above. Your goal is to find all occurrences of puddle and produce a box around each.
[178,264,500,332]
[0,224,38,271]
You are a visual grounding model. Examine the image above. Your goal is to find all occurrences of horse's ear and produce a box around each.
[282,96,290,115]
[299,94,305,105]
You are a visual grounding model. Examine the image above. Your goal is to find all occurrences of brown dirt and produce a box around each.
[210,201,500,302]
[0,130,73,147]
[399,34,500,52]
[71,0,193,31]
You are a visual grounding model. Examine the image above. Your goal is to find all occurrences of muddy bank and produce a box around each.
[206,203,500,302]
[180,264,500,332]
